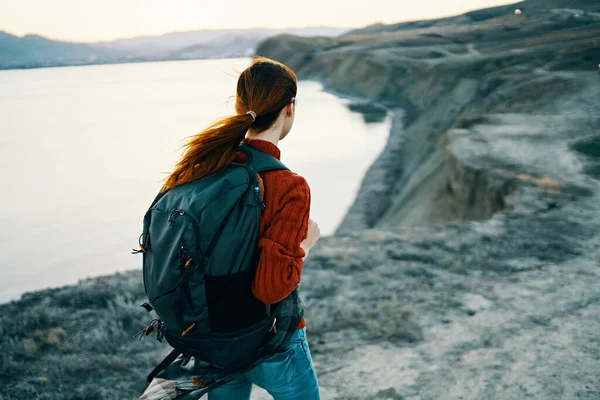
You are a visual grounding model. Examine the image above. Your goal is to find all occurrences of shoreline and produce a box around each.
[0,56,251,73]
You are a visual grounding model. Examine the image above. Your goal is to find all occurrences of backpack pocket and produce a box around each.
[144,208,204,330]
[204,266,269,333]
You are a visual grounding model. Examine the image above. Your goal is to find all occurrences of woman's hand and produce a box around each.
[300,218,320,259]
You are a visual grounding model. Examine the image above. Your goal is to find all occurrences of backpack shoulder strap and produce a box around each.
[238,142,289,173]
[146,348,181,382]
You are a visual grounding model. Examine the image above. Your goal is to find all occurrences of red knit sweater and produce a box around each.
[234,138,309,330]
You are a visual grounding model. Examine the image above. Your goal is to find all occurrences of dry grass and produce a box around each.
[0,271,161,400]
[516,174,562,194]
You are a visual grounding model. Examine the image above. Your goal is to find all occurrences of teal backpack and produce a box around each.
[134,143,304,386]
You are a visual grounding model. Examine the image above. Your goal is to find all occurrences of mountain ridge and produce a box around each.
[0,27,348,70]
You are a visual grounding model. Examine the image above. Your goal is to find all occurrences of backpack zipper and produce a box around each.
[169,210,201,251]
[254,186,265,210]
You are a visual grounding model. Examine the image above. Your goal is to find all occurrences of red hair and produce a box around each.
[162,56,297,191]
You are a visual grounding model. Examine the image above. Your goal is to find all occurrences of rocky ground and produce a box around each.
[1,0,599,399]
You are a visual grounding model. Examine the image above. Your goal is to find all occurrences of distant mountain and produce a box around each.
[0,27,348,70]
[0,31,123,69]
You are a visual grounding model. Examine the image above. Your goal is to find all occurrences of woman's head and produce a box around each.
[162,56,297,191]
[237,56,297,139]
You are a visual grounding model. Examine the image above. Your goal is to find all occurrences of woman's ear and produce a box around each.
[288,97,296,116]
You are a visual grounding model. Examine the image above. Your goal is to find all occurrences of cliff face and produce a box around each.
[257,0,600,234]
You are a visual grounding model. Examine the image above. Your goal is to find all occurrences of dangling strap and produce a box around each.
[147,348,181,382]
[133,191,168,255]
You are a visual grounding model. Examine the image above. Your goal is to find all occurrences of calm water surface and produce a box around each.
[0,58,390,302]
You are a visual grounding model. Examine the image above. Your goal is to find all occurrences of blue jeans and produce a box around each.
[208,327,320,400]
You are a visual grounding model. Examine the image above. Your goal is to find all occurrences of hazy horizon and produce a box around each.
[0,0,518,42]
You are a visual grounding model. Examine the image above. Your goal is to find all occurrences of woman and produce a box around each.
[161,56,321,400]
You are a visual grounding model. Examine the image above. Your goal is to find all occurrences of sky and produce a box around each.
[0,0,519,42]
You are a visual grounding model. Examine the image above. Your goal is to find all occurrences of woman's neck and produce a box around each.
[246,125,282,147]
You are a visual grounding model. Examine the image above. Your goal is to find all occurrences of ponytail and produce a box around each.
[161,113,254,192]
[162,56,297,192]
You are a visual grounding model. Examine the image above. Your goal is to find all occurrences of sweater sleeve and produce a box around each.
[251,174,311,305]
